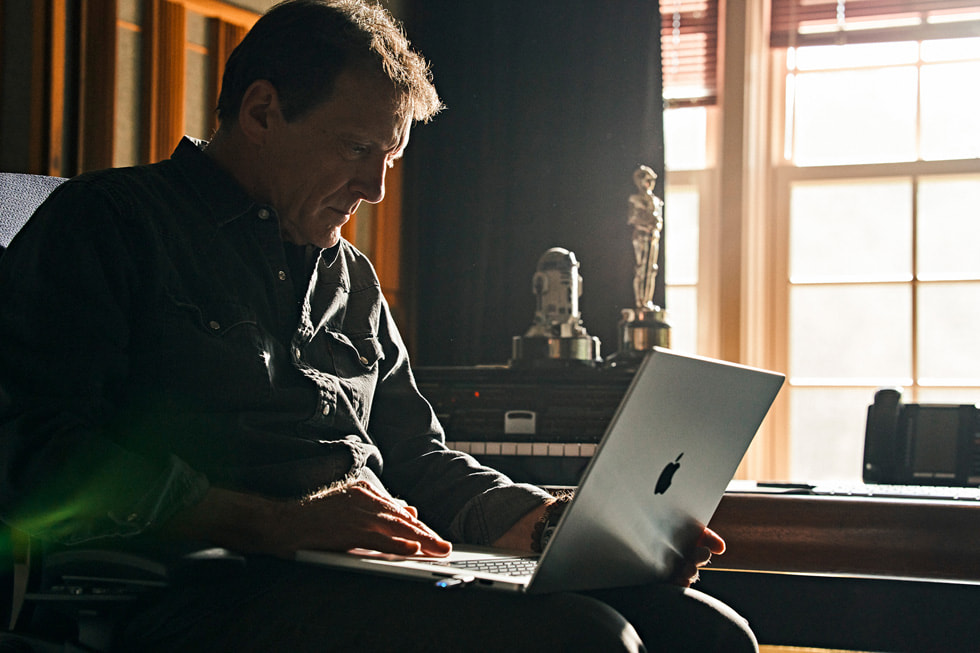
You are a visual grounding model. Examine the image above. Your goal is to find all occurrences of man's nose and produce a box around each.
[350,158,387,204]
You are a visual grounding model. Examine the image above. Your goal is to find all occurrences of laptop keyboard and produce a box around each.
[431,556,538,577]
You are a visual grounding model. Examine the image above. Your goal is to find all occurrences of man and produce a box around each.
[0,1,754,650]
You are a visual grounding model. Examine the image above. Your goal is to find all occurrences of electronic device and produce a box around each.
[414,364,635,486]
[296,348,784,594]
[863,387,980,487]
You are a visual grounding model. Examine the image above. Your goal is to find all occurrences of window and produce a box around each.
[777,36,980,482]
[662,0,980,481]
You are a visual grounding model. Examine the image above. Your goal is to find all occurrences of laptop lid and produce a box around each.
[526,347,784,593]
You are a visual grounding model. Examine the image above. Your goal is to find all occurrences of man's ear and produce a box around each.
[237,79,283,145]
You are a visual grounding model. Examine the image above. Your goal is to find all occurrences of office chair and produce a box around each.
[0,172,245,651]
[0,173,66,254]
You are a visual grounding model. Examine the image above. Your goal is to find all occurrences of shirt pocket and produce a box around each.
[176,299,257,337]
[349,333,384,369]
[312,330,384,378]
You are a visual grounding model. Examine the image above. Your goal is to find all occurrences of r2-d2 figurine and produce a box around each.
[511,247,601,367]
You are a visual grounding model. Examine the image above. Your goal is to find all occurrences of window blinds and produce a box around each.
[661,0,719,106]
[659,0,979,105]
[771,0,980,47]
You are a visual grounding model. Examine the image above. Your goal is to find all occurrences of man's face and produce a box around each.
[259,70,410,248]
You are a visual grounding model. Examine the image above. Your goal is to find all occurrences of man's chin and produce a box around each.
[280,219,343,248]
[318,229,342,248]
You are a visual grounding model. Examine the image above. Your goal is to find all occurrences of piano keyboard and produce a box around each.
[447,441,597,458]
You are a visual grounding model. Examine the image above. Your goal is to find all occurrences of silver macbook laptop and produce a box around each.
[297,347,784,594]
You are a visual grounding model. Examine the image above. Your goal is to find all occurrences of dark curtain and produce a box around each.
[402,2,665,366]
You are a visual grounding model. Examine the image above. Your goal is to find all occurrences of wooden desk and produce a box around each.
[700,493,980,652]
[708,492,980,581]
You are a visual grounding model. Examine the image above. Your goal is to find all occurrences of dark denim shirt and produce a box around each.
[0,137,548,546]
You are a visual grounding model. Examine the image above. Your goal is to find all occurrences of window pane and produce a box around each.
[665,286,697,354]
[790,283,911,382]
[664,185,699,284]
[917,388,980,403]
[917,175,980,280]
[185,50,212,142]
[792,67,917,165]
[118,0,141,22]
[664,107,707,171]
[917,281,980,384]
[920,61,980,161]
[184,13,213,143]
[114,27,141,167]
[793,41,918,70]
[790,179,912,282]
[921,37,980,63]
[790,386,873,482]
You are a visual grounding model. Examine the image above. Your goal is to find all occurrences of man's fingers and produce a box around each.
[692,545,713,567]
[370,510,452,555]
[357,532,424,556]
[672,560,699,587]
[334,482,451,556]
[697,527,726,555]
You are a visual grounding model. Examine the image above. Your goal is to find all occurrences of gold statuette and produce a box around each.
[612,165,670,364]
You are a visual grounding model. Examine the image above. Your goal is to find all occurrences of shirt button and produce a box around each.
[257,208,271,220]
[322,404,331,415]
[278,270,287,281]
[208,320,221,330]
[294,347,301,359]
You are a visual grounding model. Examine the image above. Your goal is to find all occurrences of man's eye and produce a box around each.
[348,143,370,156]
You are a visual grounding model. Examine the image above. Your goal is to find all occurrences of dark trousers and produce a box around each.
[118,556,758,652]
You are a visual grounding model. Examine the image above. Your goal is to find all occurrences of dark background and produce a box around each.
[401,2,666,366]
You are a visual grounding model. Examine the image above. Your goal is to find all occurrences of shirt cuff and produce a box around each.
[62,456,210,545]
[448,483,553,546]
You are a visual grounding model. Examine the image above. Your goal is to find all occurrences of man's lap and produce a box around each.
[118,556,755,652]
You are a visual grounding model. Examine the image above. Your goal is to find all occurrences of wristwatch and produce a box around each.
[531,496,572,553]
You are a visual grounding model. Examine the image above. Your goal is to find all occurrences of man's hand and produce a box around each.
[166,482,452,559]
[673,526,725,587]
[495,505,726,588]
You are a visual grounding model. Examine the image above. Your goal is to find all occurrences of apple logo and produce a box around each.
[655,453,684,494]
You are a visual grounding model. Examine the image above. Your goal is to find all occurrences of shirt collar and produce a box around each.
[170,136,259,228]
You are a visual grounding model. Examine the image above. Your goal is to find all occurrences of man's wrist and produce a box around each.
[530,495,572,553]
[165,487,285,555]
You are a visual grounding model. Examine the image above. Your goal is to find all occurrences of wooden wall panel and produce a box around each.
[142,0,186,162]
[27,1,48,173]
[78,0,117,172]
[45,0,67,175]
[207,17,246,133]
[374,164,404,316]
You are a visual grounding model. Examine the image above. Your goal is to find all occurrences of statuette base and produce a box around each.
[510,335,601,368]
[614,307,670,361]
